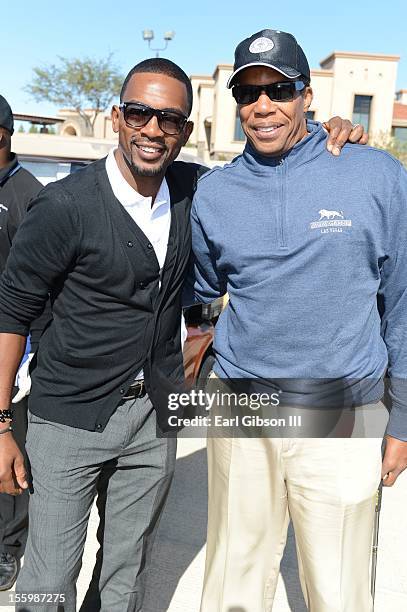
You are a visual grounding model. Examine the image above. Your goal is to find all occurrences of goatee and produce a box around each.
[123,146,168,177]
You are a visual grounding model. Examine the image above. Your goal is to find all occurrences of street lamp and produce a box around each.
[142,29,154,41]
[142,30,175,57]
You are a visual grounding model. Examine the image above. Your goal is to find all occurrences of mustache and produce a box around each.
[130,137,167,151]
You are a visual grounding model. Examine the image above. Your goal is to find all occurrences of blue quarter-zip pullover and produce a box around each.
[191,121,407,440]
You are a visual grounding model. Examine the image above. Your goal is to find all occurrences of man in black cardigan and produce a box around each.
[0,57,365,611]
[0,59,204,612]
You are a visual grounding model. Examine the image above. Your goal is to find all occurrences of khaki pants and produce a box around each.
[200,379,385,612]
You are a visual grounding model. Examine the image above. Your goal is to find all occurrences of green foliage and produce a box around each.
[383,140,407,167]
[17,124,25,133]
[371,133,407,167]
[28,124,39,134]
[25,54,123,135]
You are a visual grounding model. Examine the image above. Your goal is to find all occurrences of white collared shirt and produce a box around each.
[105,148,171,273]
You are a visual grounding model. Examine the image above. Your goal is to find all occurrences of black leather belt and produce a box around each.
[121,380,146,401]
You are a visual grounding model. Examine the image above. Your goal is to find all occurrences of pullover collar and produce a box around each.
[241,120,327,174]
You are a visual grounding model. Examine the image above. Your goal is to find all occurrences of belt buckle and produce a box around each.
[134,380,144,398]
[122,380,145,401]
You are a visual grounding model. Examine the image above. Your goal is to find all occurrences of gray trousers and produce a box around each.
[15,395,176,612]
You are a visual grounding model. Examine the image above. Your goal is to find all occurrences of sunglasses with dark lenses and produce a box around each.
[119,102,188,135]
[232,81,306,105]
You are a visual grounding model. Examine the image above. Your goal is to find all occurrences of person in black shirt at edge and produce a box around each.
[0,95,50,591]
[0,63,366,611]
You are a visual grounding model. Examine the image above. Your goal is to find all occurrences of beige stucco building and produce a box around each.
[189,50,405,162]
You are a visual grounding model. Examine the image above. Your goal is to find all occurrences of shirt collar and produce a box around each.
[105,147,169,211]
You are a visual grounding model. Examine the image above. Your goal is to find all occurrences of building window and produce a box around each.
[352,95,372,132]
[62,125,77,136]
[234,107,246,141]
[392,126,407,142]
[305,110,315,120]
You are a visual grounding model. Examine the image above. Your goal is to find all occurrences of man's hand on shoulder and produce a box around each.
[381,435,407,487]
[322,117,369,156]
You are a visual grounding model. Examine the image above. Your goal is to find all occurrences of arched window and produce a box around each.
[62,125,77,136]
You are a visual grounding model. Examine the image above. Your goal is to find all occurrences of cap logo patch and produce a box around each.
[249,37,274,54]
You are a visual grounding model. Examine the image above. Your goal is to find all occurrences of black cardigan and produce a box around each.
[0,157,207,432]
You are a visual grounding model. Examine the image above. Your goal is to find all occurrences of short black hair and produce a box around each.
[120,58,193,116]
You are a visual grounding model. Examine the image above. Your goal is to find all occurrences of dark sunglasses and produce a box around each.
[232,81,306,105]
[119,102,188,135]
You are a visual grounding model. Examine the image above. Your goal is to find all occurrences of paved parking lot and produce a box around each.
[6,433,407,611]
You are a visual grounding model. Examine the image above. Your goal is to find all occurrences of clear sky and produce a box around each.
[2,0,406,117]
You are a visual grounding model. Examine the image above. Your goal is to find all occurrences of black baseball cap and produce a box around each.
[0,95,14,134]
[227,29,310,88]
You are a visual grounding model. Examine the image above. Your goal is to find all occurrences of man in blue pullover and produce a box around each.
[191,29,407,612]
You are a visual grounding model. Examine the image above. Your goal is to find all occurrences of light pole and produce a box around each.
[142,30,175,58]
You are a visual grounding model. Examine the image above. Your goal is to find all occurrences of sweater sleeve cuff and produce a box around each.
[0,322,29,337]
[385,403,407,441]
